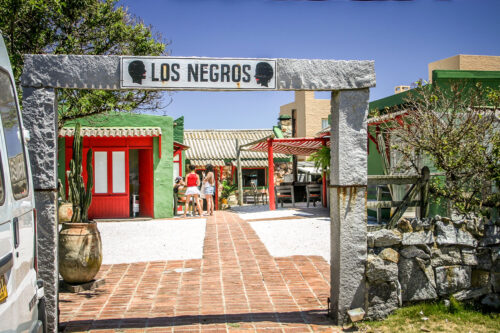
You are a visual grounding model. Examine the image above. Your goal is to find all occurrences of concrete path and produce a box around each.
[59,210,338,332]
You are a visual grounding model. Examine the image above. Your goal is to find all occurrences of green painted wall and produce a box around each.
[173,116,186,177]
[57,137,66,196]
[61,112,175,218]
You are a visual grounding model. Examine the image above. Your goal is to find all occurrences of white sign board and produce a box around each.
[120,57,276,90]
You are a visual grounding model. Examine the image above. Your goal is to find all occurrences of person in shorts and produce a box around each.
[203,164,215,216]
[183,165,203,217]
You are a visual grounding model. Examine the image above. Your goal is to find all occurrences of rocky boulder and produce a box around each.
[400,245,430,260]
[368,229,402,248]
[366,255,398,283]
[399,257,437,302]
[435,265,471,296]
[435,221,477,247]
[402,230,434,246]
[379,248,399,263]
[462,249,478,266]
[431,247,462,267]
[366,281,400,320]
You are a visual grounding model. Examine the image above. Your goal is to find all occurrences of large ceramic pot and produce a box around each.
[59,222,102,284]
[58,202,73,223]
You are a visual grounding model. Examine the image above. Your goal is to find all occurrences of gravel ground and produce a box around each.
[233,204,331,263]
[249,217,331,263]
[97,218,206,264]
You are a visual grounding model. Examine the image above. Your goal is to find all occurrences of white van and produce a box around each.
[0,33,46,332]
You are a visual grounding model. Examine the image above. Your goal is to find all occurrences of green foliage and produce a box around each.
[448,296,463,314]
[360,301,500,333]
[67,123,93,222]
[307,145,330,172]
[384,81,500,217]
[0,0,168,127]
[220,179,237,200]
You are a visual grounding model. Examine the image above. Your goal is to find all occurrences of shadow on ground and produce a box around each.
[61,310,334,331]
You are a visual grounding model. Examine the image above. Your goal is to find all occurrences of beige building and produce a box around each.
[428,54,500,82]
[279,91,330,138]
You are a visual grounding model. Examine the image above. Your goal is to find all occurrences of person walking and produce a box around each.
[183,165,203,217]
[203,164,215,216]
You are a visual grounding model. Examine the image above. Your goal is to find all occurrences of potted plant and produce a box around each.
[58,123,102,284]
[220,179,237,207]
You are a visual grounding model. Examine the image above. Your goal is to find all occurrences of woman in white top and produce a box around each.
[203,164,215,216]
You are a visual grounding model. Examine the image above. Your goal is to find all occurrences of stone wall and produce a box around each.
[365,216,500,320]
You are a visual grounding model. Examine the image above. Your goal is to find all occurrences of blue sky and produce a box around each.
[120,0,500,129]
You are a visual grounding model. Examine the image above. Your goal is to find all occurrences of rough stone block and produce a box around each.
[453,287,490,301]
[480,224,500,246]
[399,257,437,302]
[397,218,413,233]
[435,221,477,247]
[21,87,57,190]
[492,247,500,272]
[400,245,430,260]
[477,248,492,271]
[431,247,462,267]
[492,272,500,293]
[462,249,478,266]
[471,270,490,288]
[277,59,376,90]
[402,230,434,246]
[330,89,369,186]
[366,254,398,283]
[435,266,471,296]
[369,229,402,247]
[366,281,400,320]
[330,186,367,325]
[379,248,399,263]
[21,54,121,89]
[34,190,58,333]
[456,228,478,247]
[481,293,500,310]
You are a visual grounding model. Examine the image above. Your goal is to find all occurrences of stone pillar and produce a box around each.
[329,89,369,325]
[22,87,59,333]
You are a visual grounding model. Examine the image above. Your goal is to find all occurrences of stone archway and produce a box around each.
[21,55,375,331]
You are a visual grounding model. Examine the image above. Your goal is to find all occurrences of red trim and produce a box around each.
[159,135,162,158]
[321,141,327,208]
[268,138,275,210]
[273,137,326,143]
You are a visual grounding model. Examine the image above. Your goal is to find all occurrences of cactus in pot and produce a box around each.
[59,122,102,284]
[67,122,93,222]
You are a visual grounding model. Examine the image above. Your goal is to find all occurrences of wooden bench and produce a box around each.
[275,185,295,208]
[306,184,322,207]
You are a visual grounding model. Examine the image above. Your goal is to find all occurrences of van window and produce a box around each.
[0,70,28,199]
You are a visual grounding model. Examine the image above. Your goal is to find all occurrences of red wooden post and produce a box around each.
[322,139,327,207]
[268,138,276,210]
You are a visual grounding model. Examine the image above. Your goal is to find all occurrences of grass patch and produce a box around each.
[359,301,499,333]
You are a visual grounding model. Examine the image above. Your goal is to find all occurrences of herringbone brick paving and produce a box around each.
[59,211,338,332]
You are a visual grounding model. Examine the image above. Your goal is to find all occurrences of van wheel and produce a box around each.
[38,297,47,333]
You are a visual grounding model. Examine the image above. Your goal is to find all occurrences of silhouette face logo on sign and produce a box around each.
[128,60,146,84]
[254,62,274,87]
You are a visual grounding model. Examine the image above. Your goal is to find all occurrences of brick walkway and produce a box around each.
[60,211,338,332]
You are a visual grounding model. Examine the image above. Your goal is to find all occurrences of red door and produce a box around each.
[139,149,154,217]
[88,149,130,219]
